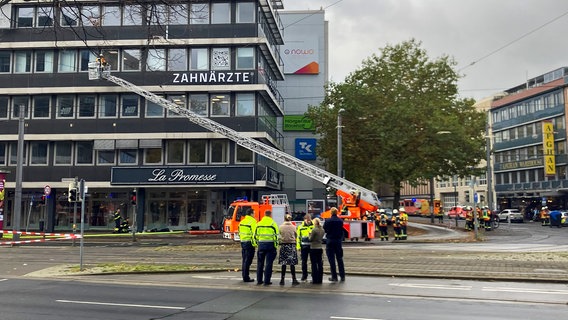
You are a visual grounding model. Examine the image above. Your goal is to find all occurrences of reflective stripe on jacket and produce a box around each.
[255,216,279,247]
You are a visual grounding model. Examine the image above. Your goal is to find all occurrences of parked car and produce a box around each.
[497,209,524,222]
[447,206,465,219]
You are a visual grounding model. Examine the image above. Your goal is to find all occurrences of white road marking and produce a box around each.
[331,317,384,320]
[56,299,185,310]
[389,283,472,290]
[482,287,568,295]
[0,279,8,282]
[192,275,241,280]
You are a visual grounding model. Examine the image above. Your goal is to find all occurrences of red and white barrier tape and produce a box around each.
[0,230,81,246]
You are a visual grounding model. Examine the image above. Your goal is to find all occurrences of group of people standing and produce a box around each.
[376,208,409,241]
[464,206,493,231]
[238,207,345,286]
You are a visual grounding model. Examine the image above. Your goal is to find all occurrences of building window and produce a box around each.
[169,4,189,25]
[123,5,143,25]
[189,94,208,116]
[188,140,207,164]
[211,48,230,70]
[148,4,168,26]
[76,141,94,165]
[236,47,254,69]
[190,48,209,70]
[236,145,253,163]
[78,95,96,118]
[0,52,10,73]
[146,98,164,118]
[167,140,185,164]
[100,49,119,71]
[168,48,187,71]
[122,49,141,71]
[30,141,48,165]
[102,6,121,26]
[37,6,54,27]
[100,94,117,118]
[12,97,30,119]
[82,5,101,26]
[97,150,115,165]
[210,140,229,164]
[237,2,255,23]
[35,51,54,73]
[14,51,32,73]
[33,96,51,119]
[190,3,209,24]
[0,143,6,166]
[60,6,79,27]
[58,50,77,72]
[119,149,137,165]
[79,50,97,71]
[211,3,231,24]
[144,148,163,164]
[167,94,186,117]
[0,96,8,119]
[211,94,230,116]
[54,141,72,165]
[17,7,35,27]
[147,49,166,71]
[236,93,254,116]
[9,142,27,165]
[121,94,139,117]
[57,95,75,118]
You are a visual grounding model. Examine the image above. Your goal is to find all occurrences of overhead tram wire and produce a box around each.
[459,9,568,73]
[282,0,346,30]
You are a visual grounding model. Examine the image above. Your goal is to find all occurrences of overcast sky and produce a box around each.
[284,0,568,101]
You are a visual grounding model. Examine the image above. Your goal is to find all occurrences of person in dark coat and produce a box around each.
[323,207,345,282]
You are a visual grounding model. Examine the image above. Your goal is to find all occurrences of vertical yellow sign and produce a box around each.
[543,121,556,176]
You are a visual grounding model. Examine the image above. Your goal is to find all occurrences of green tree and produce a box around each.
[306,39,486,205]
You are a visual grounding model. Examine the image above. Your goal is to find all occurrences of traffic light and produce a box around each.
[68,185,78,203]
[465,190,470,203]
[130,190,137,205]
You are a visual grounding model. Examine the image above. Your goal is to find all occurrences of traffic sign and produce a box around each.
[474,192,478,203]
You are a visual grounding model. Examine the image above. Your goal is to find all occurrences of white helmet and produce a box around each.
[399,207,406,213]
[379,209,385,213]
[393,209,399,214]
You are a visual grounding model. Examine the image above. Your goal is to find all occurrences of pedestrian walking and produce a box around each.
[296,213,314,281]
[323,207,345,282]
[254,210,279,286]
[278,214,299,285]
[309,217,325,284]
[238,208,257,283]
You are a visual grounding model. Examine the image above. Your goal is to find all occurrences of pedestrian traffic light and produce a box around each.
[68,183,78,203]
[130,190,137,205]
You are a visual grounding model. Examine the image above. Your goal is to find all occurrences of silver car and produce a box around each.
[497,209,524,222]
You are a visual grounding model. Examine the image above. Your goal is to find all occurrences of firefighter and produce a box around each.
[377,209,389,241]
[296,213,313,282]
[482,206,491,231]
[399,208,408,240]
[540,206,550,226]
[254,210,279,286]
[464,206,473,231]
[391,209,401,240]
[113,208,122,233]
[238,208,257,283]
[119,218,130,233]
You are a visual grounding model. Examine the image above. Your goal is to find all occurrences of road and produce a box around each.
[1,276,567,319]
[1,220,567,319]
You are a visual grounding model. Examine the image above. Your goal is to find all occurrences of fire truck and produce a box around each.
[88,62,380,241]
[399,198,442,216]
[223,194,291,241]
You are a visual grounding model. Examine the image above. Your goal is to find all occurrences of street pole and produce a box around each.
[13,105,25,243]
[79,179,85,270]
[429,176,435,223]
[337,108,344,206]
[486,112,494,211]
[471,176,479,240]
